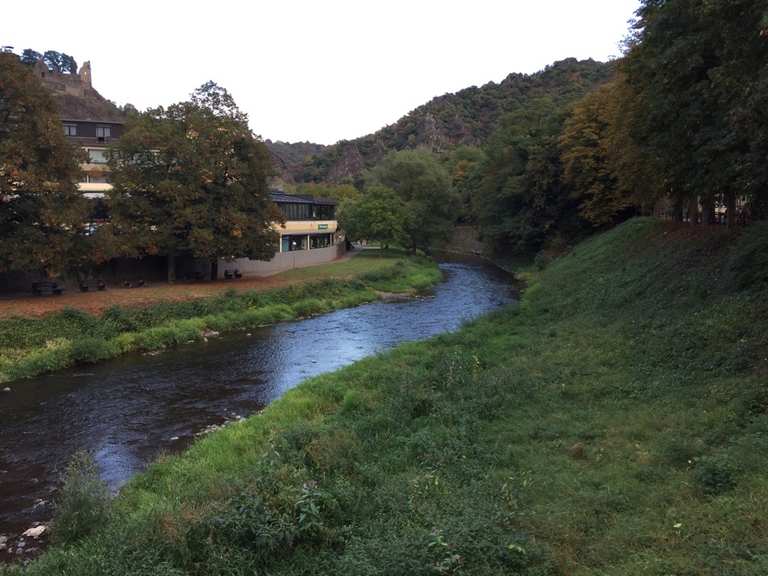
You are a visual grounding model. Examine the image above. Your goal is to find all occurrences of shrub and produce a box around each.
[52,451,111,545]
[70,337,115,365]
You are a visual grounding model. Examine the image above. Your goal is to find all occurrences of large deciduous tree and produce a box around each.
[338,185,405,248]
[474,98,581,254]
[367,150,457,253]
[559,80,642,227]
[625,0,768,224]
[0,53,92,277]
[108,82,281,281]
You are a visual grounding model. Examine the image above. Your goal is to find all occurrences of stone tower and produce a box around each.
[78,61,92,88]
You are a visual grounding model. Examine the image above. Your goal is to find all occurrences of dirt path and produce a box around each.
[0,254,355,319]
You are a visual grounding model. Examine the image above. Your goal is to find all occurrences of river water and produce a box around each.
[0,260,514,556]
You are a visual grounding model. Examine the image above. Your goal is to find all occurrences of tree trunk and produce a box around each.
[702,195,715,225]
[209,259,218,281]
[672,197,684,222]
[167,251,176,284]
[687,196,698,224]
[725,191,737,227]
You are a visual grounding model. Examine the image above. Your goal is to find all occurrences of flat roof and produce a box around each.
[269,191,336,206]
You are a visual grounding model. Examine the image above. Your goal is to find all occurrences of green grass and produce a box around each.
[0,252,441,385]
[5,218,768,575]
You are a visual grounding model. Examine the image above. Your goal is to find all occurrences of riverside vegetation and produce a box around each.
[4,218,767,575]
[0,252,440,385]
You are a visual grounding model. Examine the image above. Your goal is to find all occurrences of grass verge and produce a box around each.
[4,218,768,575]
[0,252,440,385]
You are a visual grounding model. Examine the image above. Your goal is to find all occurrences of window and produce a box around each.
[276,202,335,221]
[310,234,332,249]
[86,174,110,184]
[282,234,308,251]
[63,124,77,136]
[88,149,109,164]
[96,126,111,139]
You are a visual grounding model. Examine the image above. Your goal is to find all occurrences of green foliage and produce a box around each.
[337,185,405,247]
[625,0,768,217]
[367,150,458,253]
[52,451,111,545]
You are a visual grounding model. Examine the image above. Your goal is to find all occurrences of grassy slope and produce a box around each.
[0,252,440,385]
[7,218,768,575]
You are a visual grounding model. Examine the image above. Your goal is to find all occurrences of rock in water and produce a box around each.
[22,525,46,539]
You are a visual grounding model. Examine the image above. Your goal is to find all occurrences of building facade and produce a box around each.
[219,192,344,278]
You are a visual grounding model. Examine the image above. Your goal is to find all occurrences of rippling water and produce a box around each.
[0,261,515,550]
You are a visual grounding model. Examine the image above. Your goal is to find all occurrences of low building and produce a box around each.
[35,59,125,201]
[220,192,344,278]
[35,59,344,284]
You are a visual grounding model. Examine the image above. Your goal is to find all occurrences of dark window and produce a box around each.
[63,124,77,136]
[96,126,111,139]
[282,234,308,251]
[310,233,333,249]
[276,202,335,221]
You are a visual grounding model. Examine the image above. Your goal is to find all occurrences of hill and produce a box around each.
[269,58,613,183]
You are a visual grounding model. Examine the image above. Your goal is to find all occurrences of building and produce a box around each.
[220,192,344,278]
[34,59,125,203]
[36,59,344,282]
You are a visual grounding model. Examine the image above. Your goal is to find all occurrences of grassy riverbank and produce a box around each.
[0,252,441,385]
[6,218,768,575]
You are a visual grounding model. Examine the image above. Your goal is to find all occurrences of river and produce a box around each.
[0,260,515,558]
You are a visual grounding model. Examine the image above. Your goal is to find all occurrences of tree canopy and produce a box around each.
[367,150,457,253]
[108,82,280,280]
[0,53,94,276]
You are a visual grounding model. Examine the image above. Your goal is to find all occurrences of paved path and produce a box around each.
[0,254,354,318]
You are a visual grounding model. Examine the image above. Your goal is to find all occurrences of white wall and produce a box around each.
[218,244,345,278]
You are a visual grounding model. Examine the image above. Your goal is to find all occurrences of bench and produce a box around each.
[79,280,107,292]
[32,281,64,296]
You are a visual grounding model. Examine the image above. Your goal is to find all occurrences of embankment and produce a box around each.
[5,218,768,575]
[0,253,441,385]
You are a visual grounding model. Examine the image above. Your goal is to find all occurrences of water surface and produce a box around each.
[0,261,515,554]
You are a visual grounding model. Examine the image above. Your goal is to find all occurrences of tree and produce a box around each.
[20,49,41,65]
[625,0,768,224]
[294,182,361,204]
[42,50,77,74]
[447,146,486,224]
[0,53,95,277]
[338,185,405,248]
[367,150,457,253]
[474,98,581,254]
[559,80,640,227]
[108,82,281,282]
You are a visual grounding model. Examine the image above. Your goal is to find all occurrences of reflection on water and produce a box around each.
[0,261,515,545]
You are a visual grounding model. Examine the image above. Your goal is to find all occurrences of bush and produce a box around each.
[52,451,112,545]
[70,337,115,365]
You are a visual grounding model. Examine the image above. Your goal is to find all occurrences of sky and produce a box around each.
[3,0,640,145]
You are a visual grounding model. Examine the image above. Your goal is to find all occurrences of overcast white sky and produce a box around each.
[3,0,639,145]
